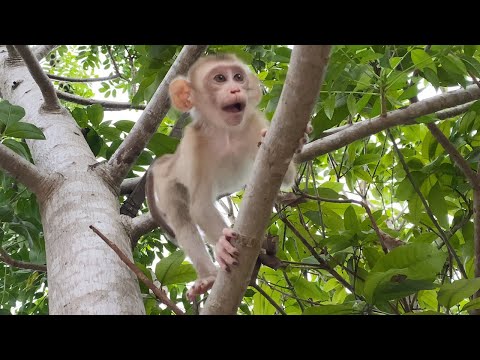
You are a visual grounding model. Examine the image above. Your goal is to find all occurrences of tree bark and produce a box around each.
[0,46,145,314]
[201,45,332,315]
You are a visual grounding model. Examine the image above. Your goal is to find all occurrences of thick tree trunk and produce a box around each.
[0,47,145,314]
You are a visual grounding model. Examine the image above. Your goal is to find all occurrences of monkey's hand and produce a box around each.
[215,228,239,271]
[259,121,313,153]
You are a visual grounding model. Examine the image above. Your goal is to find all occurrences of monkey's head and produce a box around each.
[169,54,262,128]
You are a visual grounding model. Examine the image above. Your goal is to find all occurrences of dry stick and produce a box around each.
[386,130,467,279]
[57,90,146,110]
[14,45,61,111]
[89,225,184,315]
[250,283,287,315]
[0,247,47,272]
[48,73,120,83]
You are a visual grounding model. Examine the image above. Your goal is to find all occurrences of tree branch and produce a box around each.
[201,45,332,315]
[6,45,18,58]
[426,122,479,189]
[89,225,184,315]
[14,45,61,111]
[120,177,141,195]
[130,212,177,247]
[0,143,51,195]
[387,130,467,278]
[295,85,480,163]
[33,45,58,61]
[106,45,208,187]
[250,283,286,315]
[48,73,120,83]
[0,247,47,272]
[56,90,146,110]
[106,45,126,80]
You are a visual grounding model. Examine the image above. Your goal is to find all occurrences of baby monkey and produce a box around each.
[146,54,311,300]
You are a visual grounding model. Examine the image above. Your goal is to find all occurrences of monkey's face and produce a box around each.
[195,62,251,127]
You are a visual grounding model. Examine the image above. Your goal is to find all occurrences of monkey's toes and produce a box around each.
[187,276,216,301]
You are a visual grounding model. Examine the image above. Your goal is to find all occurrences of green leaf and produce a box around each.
[423,68,440,89]
[4,122,45,140]
[293,276,328,301]
[438,278,480,309]
[155,250,186,285]
[2,139,30,159]
[71,108,88,128]
[147,133,180,156]
[303,304,359,315]
[344,205,360,232]
[353,154,381,167]
[324,94,335,120]
[85,128,103,156]
[347,94,357,116]
[440,54,467,76]
[372,243,447,281]
[415,115,437,124]
[375,278,437,302]
[411,49,435,71]
[161,264,197,286]
[114,120,135,133]
[461,297,480,312]
[427,182,449,228]
[87,104,104,127]
[0,205,13,222]
[0,100,25,126]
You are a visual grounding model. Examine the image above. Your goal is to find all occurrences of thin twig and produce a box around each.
[426,122,479,189]
[0,247,47,272]
[251,283,287,315]
[89,225,184,315]
[387,130,467,278]
[282,269,304,312]
[281,217,358,296]
[57,90,146,110]
[14,45,61,111]
[106,45,127,80]
[48,73,120,83]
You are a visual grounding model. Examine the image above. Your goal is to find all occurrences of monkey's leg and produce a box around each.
[191,202,239,271]
[160,181,218,300]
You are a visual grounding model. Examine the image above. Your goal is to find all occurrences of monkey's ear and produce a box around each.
[248,73,263,106]
[169,77,193,112]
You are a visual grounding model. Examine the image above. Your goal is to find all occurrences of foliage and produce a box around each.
[2,45,480,315]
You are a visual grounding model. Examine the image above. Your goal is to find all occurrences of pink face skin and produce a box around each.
[193,62,251,128]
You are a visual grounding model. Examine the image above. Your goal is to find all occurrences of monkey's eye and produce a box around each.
[233,73,244,82]
[214,74,226,82]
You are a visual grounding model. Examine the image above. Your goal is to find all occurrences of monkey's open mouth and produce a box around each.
[222,102,245,113]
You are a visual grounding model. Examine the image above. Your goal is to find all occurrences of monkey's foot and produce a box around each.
[187,275,216,301]
[215,228,239,271]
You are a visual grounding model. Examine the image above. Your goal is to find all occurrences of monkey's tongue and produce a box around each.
[223,103,244,113]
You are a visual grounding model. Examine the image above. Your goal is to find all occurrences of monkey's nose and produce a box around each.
[230,88,240,94]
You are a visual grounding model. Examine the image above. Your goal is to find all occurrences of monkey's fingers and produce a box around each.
[260,128,268,137]
[222,227,238,240]
[216,236,240,270]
